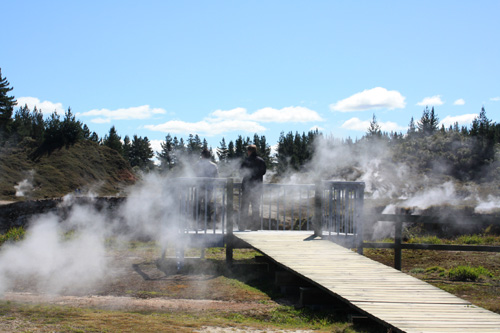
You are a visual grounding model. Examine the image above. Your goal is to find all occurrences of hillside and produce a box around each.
[0,140,135,201]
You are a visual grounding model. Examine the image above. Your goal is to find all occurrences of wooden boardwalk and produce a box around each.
[234,231,500,333]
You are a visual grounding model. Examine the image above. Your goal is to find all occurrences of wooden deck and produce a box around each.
[234,231,500,333]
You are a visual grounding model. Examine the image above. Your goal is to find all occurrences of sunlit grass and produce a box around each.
[0,226,25,246]
[0,301,362,333]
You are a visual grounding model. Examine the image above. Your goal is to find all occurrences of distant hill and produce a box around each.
[0,139,135,201]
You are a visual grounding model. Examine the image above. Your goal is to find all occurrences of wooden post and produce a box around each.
[356,186,365,255]
[226,178,234,264]
[313,181,322,237]
[394,221,402,270]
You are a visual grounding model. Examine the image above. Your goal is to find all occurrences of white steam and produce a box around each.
[300,136,500,214]
[0,211,109,295]
[0,174,184,297]
[14,170,35,197]
[475,195,500,214]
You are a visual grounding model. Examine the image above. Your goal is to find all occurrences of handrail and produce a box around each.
[364,213,500,270]
[165,177,366,263]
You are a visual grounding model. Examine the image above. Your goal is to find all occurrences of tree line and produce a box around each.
[1,68,499,182]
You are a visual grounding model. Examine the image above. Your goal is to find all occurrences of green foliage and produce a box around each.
[275,130,319,175]
[456,234,485,245]
[0,140,134,199]
[425,266,446,274]
[0,227,25,245]
[128,135,154,170]
[407,235,442,244]
[102,126,123,155]
[417,106,439,136]
[0,68,17,140]
[448,265,493,282]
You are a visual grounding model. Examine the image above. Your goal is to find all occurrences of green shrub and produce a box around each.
[448,265,493,282]
[457,234,483,245]
[407,235,442,245]
[410,268,425,274]
[0,227,26,245]
[425,266,446,273]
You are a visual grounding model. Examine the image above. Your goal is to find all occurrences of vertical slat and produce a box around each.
[225,178,234,264]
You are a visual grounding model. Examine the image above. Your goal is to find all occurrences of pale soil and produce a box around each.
[2,292,276,313]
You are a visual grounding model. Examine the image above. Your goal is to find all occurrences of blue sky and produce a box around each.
[3,1,499,154]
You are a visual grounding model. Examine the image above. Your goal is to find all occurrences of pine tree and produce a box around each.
[234,136,245,159]
[129,135,154,170]
[122,135,131,161]
[61,107,83,146]
[217,137,228,164]
[0,68,17,140]
[158,134,175,171]
[407,117,416,136]
[227,140,235,159]
[82,124,91,140]
[470,106,491,138]
[366,114,382,139]
[103,125,123,154]
[417,106,439,136]
[256,134,271,167]
[12,104,33,139]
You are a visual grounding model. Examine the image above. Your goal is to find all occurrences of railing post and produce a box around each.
[394,220,402,270]
[313,181,322,237]
[226,178,234,264]
[357,187,365,255]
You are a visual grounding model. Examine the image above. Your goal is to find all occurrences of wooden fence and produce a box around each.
[362,214,500,270]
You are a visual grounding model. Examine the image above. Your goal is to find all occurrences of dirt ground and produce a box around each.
[2,246,281,311]
[1,246,319,332]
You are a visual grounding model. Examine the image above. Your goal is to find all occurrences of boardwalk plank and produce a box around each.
[235,231,500,333]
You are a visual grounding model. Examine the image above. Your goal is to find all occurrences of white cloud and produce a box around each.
[145,106,322,137]
[330,87,406,112]
[341,117,405,132]
[416,95,444,106]
[453,98,465,106]
[309,125,324,131]
[210,107,248,120]
[250,106,323,122]
[380,121,406,132]
[491,97,500,102]
[16,97,64,114]
[341,118,369,131]
[210,106,323,123]
[144,119,266,136]
[149,139,163,155]
[440,114,478,128]
[79,105,167,123]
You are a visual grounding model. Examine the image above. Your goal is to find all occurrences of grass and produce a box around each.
[1,229,499,330]
[448,265,493,282]
[0,299,362,332]
[0,227,25,245]
[0,140,134,200]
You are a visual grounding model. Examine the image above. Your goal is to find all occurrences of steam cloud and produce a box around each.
[0,173,182,296]
[14,170,35,197]
[1,136,499,297]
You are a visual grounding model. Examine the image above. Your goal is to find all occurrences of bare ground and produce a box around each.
[1,246,319,332]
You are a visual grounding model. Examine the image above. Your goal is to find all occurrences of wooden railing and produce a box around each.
[362,214,500,270]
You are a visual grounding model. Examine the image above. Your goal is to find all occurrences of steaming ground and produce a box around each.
[0,175,309,332]
[1,137,499,330]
